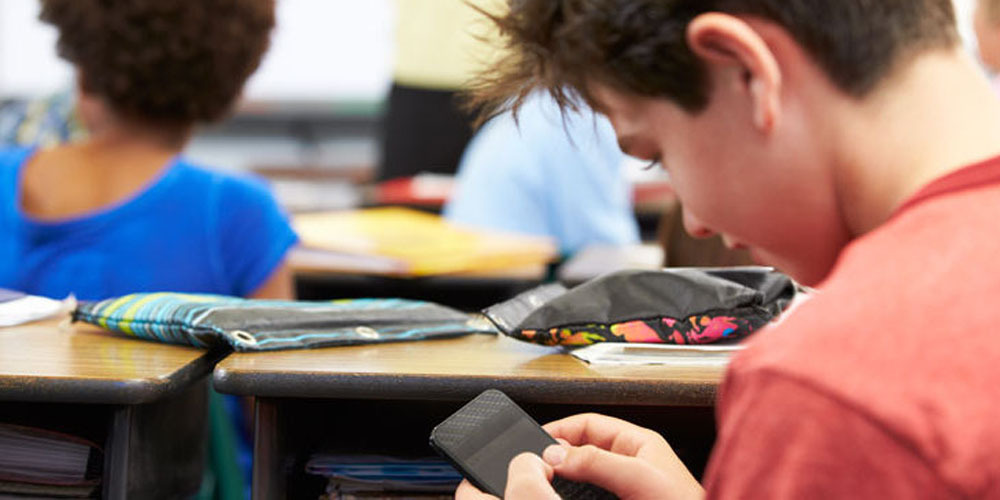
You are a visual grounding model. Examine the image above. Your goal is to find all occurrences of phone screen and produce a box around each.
[463,415,556,491]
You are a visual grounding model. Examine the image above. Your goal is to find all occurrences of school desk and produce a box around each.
[287,206,557,310]
[291,247,548,311]
[214,332,727,498]
[0,319,221,499]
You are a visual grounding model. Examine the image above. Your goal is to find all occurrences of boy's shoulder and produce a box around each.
[737,177,1000,376]
[723,184,1000,492]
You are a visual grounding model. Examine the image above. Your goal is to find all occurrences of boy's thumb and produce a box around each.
[543,444,659,499]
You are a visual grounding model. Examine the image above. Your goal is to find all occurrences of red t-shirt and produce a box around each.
[703,156,1000,498]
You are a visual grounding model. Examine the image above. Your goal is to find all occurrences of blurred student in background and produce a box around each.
[0,0,296,301]
[379,0,504,181]
[0,2,295,498]
[445,92,639,255]
[444,90,751,266]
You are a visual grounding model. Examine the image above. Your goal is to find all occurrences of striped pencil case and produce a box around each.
[73,293,496,351]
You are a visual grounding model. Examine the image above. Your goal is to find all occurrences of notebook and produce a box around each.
[0,423,102,497]
[306,454,461,496]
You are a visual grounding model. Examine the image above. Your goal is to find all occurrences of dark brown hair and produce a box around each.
[471,0,958,122]
[40,0,275,126]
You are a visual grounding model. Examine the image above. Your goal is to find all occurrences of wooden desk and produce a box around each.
[292,247,549,312]
[215,333,726,498]
[287,207,556,310]
[0,320,220,499]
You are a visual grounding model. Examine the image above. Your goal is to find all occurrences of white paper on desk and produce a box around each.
[570,342,743,366]
[0,294,75,327]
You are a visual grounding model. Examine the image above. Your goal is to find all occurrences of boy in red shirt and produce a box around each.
[457,0,1000,498]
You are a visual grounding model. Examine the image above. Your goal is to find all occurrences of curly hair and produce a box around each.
[470,0,958,123]
[40,0,275,126]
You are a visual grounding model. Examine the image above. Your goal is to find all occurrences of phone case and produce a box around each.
[430,389,617,499]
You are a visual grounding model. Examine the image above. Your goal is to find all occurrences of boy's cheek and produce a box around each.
[974,16,1000,71]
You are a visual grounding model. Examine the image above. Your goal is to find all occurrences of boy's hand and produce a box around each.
[454,413,704,500]
[455,452,558,500]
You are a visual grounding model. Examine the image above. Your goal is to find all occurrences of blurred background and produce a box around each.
[0,0,988,274]
[0,0,394,217]
[0,0,390,178]
[0,0,982,213]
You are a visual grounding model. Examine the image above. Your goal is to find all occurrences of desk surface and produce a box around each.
[215,333,726,407]
[0,319,217,405]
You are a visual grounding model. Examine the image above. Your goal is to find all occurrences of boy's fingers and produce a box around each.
[505,452,559,500]
[543,444,676,499]
[544,413,663,455]
[455,479,499,500]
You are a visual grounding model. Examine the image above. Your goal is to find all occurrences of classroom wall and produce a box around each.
[0,0,394,176]
[0,0,394,103]
[0,0,68,98]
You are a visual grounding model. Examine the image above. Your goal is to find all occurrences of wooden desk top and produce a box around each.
[0,319,218,405]
[214,333,727,407]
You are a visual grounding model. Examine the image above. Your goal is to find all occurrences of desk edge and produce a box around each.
[213,369,717,407]
[0,349,224,405]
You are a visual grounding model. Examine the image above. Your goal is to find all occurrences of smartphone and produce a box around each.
[429,389,616,499]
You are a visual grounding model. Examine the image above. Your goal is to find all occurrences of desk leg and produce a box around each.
[103,378,209,500]
[253,398,288,500]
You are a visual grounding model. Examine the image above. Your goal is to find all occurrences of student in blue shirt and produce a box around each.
[444,91,639,255]
[0,2,293,498]
[0,0,296,301]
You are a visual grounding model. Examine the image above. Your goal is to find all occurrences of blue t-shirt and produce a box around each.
[0,146,298,300]
[444,92,639,255]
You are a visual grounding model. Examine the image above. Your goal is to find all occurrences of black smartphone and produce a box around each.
[429,389,617,499]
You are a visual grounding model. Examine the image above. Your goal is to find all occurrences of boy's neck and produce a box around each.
[831,47,1000,237]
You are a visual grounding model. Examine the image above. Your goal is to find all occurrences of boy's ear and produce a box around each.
[686,13,782,133]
